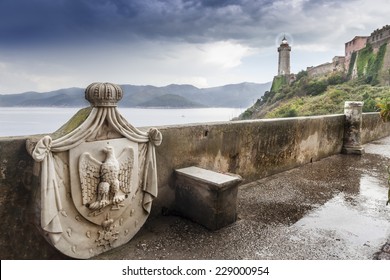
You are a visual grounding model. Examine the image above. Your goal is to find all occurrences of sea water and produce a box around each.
[0,107,245,137]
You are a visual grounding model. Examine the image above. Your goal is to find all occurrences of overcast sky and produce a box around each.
[0,0,389,93]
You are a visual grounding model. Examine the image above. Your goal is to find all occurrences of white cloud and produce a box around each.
[170,76,209,88]
[294,43,332,52]
[0,60,76,93]
[199,41,254,69]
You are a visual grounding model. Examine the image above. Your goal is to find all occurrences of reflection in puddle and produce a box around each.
[294,174,390,249]
[359,174,387,201]
[364,142,390,158]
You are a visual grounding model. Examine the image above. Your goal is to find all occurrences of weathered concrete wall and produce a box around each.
[1,112,390,259]
[362,112,390,143]
[154,114,345,213]
[0,137,65,259]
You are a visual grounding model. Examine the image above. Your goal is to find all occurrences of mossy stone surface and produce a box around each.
[51,107,92,140]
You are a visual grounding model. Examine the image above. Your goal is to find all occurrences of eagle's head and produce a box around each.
[103,146,114,155]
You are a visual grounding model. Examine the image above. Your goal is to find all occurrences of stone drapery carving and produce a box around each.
[27,82,162,259]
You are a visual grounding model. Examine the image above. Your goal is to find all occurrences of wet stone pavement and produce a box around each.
[96,137,390,260]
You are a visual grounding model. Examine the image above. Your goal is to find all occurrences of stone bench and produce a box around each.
[174,166,242,230]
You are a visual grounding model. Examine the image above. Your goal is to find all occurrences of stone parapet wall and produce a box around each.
[0,137,64,259]
[154,114,345,213]
[361,112,390,143]
[1,112,390,259]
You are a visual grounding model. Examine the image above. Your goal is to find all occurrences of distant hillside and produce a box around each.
[0,88,89,107]
[137,94,206,108]
[0,82,271,108]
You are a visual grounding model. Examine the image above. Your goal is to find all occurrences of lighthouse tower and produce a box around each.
[277,36,291,76]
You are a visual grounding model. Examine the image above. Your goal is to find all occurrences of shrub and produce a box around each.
[327,73,346,85]
[285,108,298,117]
[363,98,377,112]
[295,70,308,81]
[377,98,390,122]
[305,79,328,96]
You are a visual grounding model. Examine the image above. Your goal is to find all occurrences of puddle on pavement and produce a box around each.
[364,139,390,158]
[365,145,390,158]
[294,173,390,249]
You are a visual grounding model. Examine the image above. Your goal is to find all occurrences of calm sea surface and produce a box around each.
[0,107,245,137]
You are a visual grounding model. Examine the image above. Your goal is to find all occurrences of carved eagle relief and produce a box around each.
[78,146,134,211]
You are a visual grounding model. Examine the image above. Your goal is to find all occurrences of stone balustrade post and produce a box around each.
[342,101,364,155]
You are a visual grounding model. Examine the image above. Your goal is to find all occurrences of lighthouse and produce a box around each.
[277,36,291,76]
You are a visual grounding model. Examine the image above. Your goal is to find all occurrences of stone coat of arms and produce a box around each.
[27,82,162,259]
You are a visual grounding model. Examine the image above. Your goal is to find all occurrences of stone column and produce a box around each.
[342,101,364,155]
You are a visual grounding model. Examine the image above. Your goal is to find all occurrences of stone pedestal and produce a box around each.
[342,101,364,155]
[174,166,242,231]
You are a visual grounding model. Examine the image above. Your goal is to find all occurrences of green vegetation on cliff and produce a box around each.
[239,72,390,120]
[347,52,357,79]
[266,83,390,118]
[238,42,390,120]
[270,75,289,92]
[356,43,387,85]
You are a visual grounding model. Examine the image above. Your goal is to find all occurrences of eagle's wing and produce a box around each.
[79,152,101,205]
[118,147,135,194]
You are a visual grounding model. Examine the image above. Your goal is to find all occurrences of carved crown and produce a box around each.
[85,82,123,107]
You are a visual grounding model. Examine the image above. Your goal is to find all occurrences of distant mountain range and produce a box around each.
[0,82,271,108]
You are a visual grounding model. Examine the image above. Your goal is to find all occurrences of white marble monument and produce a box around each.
[27,82,162,259]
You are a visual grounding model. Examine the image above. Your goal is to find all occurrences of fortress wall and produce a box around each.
[369,25,390,51]
[307,62,334,78]
[379,42,390,86]
[307,57,345,79]
[1,112,390,259]
[345,36,369,70]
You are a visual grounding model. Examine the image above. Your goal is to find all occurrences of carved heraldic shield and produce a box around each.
[27,82,162,259]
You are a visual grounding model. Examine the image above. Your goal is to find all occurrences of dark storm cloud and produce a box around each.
[0,0,287,47]
[0,0,130,45]
[0,0,369,50]
[0,0,377,53]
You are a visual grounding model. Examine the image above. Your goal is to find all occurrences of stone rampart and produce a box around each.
[368,25,390,51]
[1,112,390,259]
[307,56,345,78]
[307,62,333,78]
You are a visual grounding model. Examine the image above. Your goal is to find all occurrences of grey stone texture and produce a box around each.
[174,166,241,230]
[342,101,364,154]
